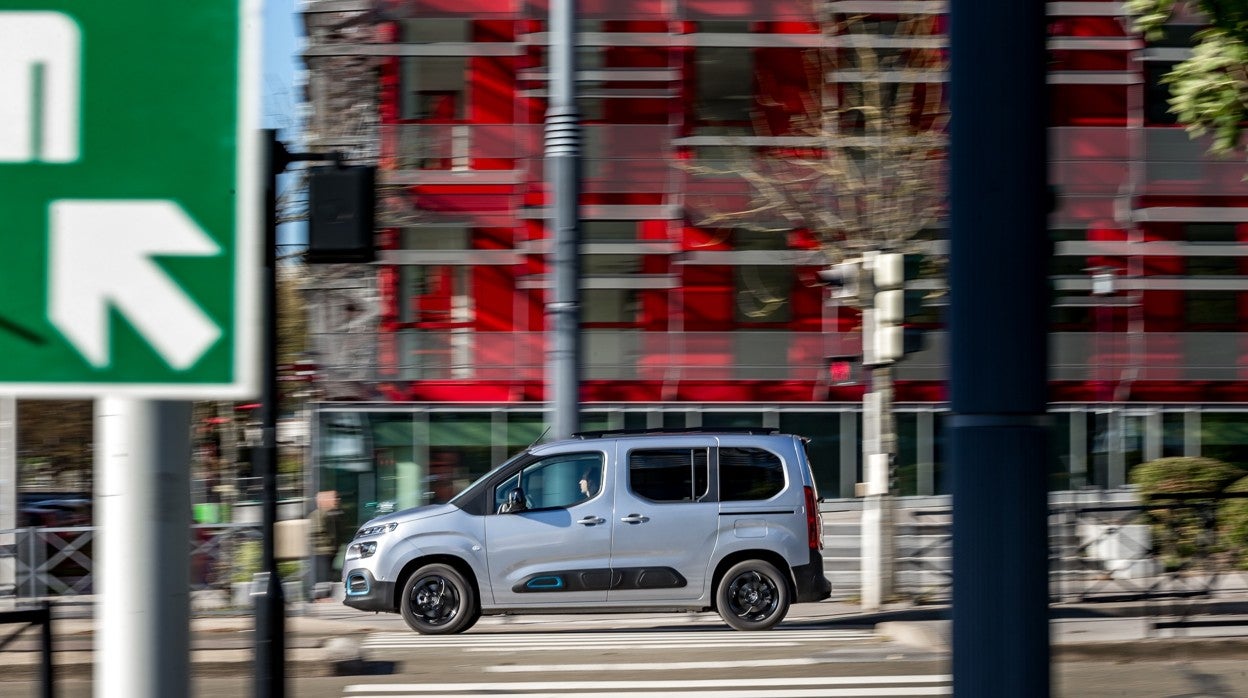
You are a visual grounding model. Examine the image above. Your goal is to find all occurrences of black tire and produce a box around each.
[715,560,791,631]
[399,563,480,635]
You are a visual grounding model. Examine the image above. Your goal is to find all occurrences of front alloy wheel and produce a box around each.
[399,563,479,635]
[716,560,791,631]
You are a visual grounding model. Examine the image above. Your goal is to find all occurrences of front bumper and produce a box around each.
[342,568,396,613]
[793,549,833,603]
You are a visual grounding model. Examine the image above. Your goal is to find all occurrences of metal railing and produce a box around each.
[7,495,1248,609]
[879,493,1248,605]
[0,602,53,698]
[1050,493,1248,604]
[1,522,280,602]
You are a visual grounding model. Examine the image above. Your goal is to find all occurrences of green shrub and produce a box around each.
[1130,456,1243,495]
[1129,457,1244,568]
[1220,476,1248,568]
[231,540,305,584]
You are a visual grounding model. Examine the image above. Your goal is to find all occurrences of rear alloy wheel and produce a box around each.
[716,560,790,631]
[399,563,479,635]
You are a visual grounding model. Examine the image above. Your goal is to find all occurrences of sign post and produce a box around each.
[0,4,260,698]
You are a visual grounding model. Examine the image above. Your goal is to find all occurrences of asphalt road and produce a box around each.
[7,618,1248,698]
[12,659,1248,697]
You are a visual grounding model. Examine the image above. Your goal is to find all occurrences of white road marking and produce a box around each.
[487,657,827,672]
[343,675,954,697]
[362,628,877,652]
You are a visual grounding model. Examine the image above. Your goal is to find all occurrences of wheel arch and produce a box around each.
[708,549,795,611]
[393,554,482,612]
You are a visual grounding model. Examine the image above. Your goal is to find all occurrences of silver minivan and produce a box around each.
[341,428,830,633]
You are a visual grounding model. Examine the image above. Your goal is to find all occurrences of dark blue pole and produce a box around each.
[948,1,1052,696]
[256,128,287,698]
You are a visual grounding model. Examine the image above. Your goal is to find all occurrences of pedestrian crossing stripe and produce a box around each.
[342,675,953,698]
[361,628,879,651]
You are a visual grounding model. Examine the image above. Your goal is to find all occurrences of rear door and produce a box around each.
[483,450,612,607]
[607,439,719,604]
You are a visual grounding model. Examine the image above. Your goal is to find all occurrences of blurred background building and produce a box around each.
[298,1,1248,530]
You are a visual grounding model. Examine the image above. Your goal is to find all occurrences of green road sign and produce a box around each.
[0,1,260,397]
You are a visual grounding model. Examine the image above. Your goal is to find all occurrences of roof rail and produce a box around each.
[571,427,782,439]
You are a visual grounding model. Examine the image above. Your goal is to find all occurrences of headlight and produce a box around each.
[345,541,377,561]
[355,522,397,538]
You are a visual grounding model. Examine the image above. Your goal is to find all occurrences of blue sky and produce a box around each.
[261,0,305,247]
[261,0,301,141]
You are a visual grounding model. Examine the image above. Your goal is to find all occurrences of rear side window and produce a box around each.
[720,447,785,501]
[628,448,710,503]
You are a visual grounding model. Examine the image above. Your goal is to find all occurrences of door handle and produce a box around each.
[577,516,605,526]
[619,514,650,524]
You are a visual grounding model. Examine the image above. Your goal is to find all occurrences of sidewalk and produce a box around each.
[3,597,1248,680]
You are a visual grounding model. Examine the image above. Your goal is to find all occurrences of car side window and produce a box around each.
[719,446,785,501]
[494,452,604,513]
[628,448,710,503]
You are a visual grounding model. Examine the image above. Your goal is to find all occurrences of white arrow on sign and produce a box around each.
[49,200,223,370]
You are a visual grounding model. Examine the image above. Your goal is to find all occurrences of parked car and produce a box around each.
[342,428,830,633]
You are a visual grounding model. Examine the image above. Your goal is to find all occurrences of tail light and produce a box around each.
[804,485,823,550]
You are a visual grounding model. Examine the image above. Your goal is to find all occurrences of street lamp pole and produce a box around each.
[255,130,340,698]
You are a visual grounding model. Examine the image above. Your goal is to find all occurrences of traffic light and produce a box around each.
[307,165,377,263]
[814,261,860,301]
[825,355,858,385]
[873,252,925,362]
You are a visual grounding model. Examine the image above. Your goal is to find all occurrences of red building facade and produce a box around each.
[303,1,1248,523]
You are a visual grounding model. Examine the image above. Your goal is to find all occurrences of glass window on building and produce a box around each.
[316,411,371,530]
[505,411,546,456]
[702,412,764,429]
[663,411,691,429]
[1087,410,1112,488]
[315,411,418,529]
[694,44,753,127]
[732,229,794,325]
[399,264,472,326]
[1185,223,1237,243]
[401,56,469,121]
[1184,290,1238,328]
[430,412,496,504]
[1163,411,1187,458]
[583,289,641,326]
[894,412,918,496]
[932,412,949,495]
[1049,412,1073,491]
[1122,413,1147,482]
[1201,412,1248,471]
[779,412,848,498]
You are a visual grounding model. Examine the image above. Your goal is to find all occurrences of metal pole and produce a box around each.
[545,0,582,439]
[255,128,287,698]
[860,258,894,612]
[0,396,14,597]
[39,600,53,698]
[95,398,192,698]
[948,0,1051,695]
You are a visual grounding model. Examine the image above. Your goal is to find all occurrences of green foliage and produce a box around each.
[1130,456,1245,568]
[1130,456,1243,495]
[232,540,261,584]
[1124,0,1178,39]
[1165,31,1248,155]
[1219,476,1248,566]
[231,540,306,584]
[1127,1,1248,156]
